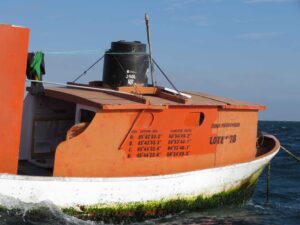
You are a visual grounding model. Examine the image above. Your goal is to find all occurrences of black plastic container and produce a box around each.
[102,41,149,88]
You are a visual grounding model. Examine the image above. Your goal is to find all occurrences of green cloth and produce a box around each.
[30,51,43,80]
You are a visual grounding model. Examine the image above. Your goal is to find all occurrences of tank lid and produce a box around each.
[109,40,146,53]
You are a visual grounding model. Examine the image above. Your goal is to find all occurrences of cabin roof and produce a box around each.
[42,86,265,111]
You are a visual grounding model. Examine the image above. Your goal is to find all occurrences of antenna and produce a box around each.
[145,13,156,86]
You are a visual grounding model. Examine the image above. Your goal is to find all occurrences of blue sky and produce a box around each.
[1,0,300,121]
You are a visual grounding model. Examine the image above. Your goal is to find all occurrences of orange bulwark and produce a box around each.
[0,24,29,174]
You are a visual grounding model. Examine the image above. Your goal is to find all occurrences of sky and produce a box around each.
[1,0,300,121]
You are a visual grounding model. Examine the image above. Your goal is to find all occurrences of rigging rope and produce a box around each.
[266,162,271,202]
[44,50,101,55]
[152,58,183,97]
[265,144,299,202]
[72,55,104,83]
[281,145,300,163]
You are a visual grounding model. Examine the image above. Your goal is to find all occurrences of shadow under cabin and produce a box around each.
[18,54,97,175]
[19,92,97,175]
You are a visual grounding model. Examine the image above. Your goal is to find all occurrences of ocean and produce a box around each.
[0,121,299,225]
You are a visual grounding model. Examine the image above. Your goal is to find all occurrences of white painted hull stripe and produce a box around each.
[0,146,280,207]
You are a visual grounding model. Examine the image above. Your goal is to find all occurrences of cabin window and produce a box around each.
[199,112,205,126]
[80,109,96,123]
[75,104,97,124]
[66,108,97,140]
[184,112,205,127]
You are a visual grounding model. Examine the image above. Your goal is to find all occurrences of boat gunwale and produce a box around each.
[0,135,280,182]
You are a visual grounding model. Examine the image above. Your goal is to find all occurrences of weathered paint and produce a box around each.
[214,109,259,166]
[0,24,30,174]
[54,108,219,177]
[53,107,260,177]
[63,167,263,222]
[0,166,263,223]
[0,141,279,209]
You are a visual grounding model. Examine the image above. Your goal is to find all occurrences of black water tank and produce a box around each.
[102,41,149,88]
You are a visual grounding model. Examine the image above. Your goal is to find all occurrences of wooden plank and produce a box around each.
[102,104,166,110]
[156,89,189,104]
[221,105,266,110]
[39,86,265,111]
[44,88,102,109]
[117,86,158,95]
[67,82,148,104]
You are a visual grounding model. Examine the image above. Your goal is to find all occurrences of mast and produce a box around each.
[145,13,156,86]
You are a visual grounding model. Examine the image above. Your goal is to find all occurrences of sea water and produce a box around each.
[0,121,299,225]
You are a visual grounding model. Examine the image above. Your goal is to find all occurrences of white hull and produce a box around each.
[0,141,280,208]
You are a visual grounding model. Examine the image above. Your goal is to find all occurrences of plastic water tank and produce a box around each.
[102,41,149,88]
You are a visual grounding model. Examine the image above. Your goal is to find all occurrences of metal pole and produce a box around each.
[145,13,156,86]
[26,79,138,96]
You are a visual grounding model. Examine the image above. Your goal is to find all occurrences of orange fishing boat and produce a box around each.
[0,21,280,222]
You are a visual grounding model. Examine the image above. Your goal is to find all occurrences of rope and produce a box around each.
[281,145,300,163]
[112,55,127,74]
[266,162,271,202]
[105,52,147,55]
[72,55,104,83]
[265,144,299,202]
[44,50,101,55]
[152,58,183,97]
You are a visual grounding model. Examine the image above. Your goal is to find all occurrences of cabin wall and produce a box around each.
[53,107,259,177]
[53,107,218,177]
[213,109,258,166]
[0,25,29,174]
[19,94,75,168]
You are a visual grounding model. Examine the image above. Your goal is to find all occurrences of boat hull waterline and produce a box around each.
[0,136,280,220]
